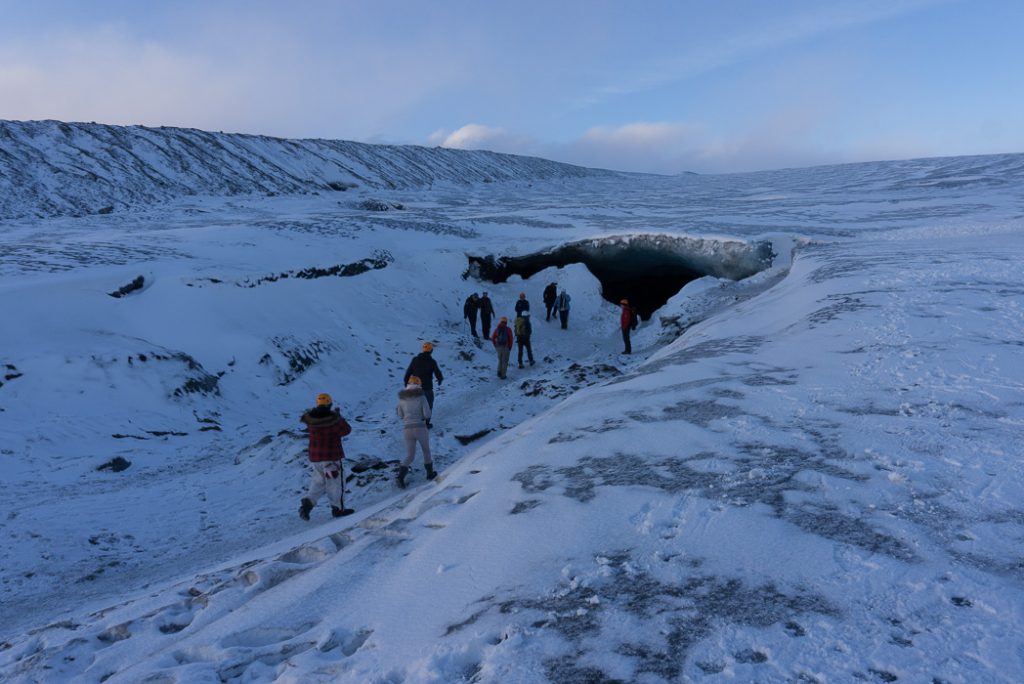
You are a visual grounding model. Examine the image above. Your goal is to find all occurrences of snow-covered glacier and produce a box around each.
[1,122,1023,683]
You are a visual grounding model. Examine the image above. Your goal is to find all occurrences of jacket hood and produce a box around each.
[399,387,425,399]
[302,406,341,427]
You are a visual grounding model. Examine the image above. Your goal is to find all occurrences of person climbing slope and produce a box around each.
[395,376,436,488]
[298,393,354,520]
[491,315,515,379]
[404,342,444,426]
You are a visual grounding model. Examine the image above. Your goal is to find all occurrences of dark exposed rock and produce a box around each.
[97,457,131,472]
[455,429,492,445]
[108,275,145,298]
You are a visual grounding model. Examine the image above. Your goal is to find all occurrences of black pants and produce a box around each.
[423,388,435,409]
[467,314,478,337]
[559,310,569,329]
[517,339,534,366]
[545,301,555,321]
[621,328,631,354]
[482,317,492,339]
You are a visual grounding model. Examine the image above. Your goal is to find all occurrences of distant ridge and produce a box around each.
[0,120,616,221]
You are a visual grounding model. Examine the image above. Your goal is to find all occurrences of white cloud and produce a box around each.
[433,124,535,153]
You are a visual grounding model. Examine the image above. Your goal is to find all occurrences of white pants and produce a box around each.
[307,460,343,508]
[402,426,432,467]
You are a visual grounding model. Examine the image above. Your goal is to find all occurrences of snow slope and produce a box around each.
[1,134,1023,683]
[0,120,614,221]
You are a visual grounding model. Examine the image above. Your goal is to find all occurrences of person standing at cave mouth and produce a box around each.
[515,310,535,368]
[543,282,557,321]
[557,289,571,329]
[491,316,514,379]
[620,299,638,354]
[479,292,496,338]
[515,292,530,315]
[463,292,480,337]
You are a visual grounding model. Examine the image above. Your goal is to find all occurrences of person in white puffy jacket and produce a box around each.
[395,376,436,487]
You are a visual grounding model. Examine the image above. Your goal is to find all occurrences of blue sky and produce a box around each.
[0,0,1020,173]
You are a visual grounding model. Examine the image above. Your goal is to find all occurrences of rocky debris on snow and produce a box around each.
[107,275,145,298]
[97,457,131,472]
[455,429,492,445]
[96,205,114,215]
[346,457,396,488]
[520,362,622,399]
[1,363,22,389]
[260,337,335,386]
[326,181,357,191]
[238,250,393,288]
[356,199,405,211]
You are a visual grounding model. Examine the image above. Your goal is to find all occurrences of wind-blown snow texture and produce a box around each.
[1,124,1023,683]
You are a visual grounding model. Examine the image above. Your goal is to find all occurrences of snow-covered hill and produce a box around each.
[0,120,614,221]
[1,131,1023,683]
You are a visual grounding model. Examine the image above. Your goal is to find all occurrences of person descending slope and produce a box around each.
[395,376,436,488]
[491,316,515,379]
[463,293,480,337]
[543,282,557,321]
[620,299,638,354]
[557,289,572,329]
[479,292,496,338]
[515,310,535,368]
[299,393,354,519]
[515,292,530,315]
[404,342,444,426]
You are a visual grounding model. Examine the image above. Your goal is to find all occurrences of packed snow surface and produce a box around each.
[1,124,1023,683]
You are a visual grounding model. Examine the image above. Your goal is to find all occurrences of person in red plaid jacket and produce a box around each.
[298,393,354,520]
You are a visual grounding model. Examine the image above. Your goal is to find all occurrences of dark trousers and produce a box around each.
[467,314,478,337]
[559,310,569,329]
[517,338,534,366]
[423,388,435,409]
[545,301,555,321]
[621,328,631,354]
[482,316,492,339]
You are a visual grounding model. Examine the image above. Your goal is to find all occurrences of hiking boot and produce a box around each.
[298,497,313,521]
[397,465,409,489]
[332,506,355,517]
[529,359,535,366]
[425,464,437,480]
[518,363,524,369]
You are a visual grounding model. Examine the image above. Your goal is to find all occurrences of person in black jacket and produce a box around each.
[543,282,557,321]
[515,292,530,315]
[479,293,496,338]
[404,342,444,425]
[463,293,480,337]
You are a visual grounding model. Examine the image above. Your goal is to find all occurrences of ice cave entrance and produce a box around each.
[465,234,774,320]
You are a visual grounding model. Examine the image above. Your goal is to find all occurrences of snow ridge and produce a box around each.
[0,120,616,221]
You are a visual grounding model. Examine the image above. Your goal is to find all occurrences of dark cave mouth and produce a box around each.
[464,234,775,320]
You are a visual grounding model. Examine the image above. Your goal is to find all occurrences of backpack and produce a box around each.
[495,325,509,346]
[515,317,531,337]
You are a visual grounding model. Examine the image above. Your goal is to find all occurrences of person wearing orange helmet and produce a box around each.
[403,342,444,425]
[298,392,354,520]
[395,375,436,487]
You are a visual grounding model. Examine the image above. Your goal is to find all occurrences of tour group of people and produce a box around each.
[296,283,639,519]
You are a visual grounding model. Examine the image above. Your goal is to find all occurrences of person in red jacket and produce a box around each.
[491,316,515,379]
[620,299,637,355]
[299,392,354,520]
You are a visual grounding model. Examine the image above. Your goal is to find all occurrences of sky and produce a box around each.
[0,0,1021,174]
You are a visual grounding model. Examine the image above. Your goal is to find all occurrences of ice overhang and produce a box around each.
[465,234,775,320]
